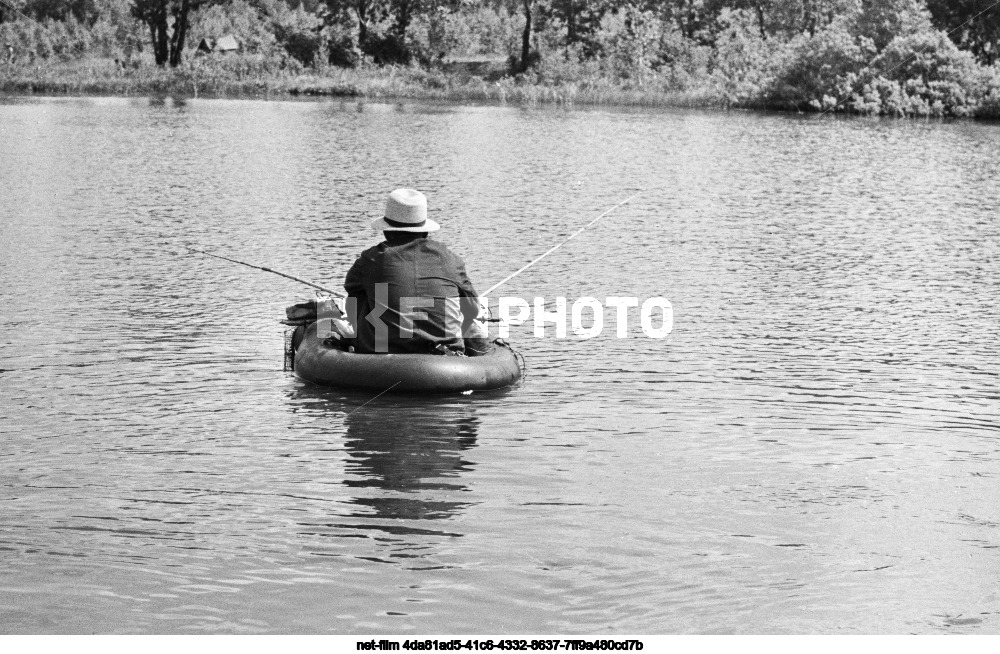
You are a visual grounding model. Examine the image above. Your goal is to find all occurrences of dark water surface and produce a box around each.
[1,96,999,634]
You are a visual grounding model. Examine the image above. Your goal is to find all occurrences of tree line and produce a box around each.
[2,1,1000,116]
[2,1,998,67]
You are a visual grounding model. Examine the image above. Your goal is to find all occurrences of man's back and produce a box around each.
[345,235,479,354]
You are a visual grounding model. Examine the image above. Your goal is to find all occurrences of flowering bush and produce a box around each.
[845,30,985,116]
[765,18,871,110]
[974,65,1000,119]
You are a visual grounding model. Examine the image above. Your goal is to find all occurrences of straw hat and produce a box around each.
[371,188,440,233]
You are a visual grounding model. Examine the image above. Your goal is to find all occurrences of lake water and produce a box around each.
[1,95,999,634]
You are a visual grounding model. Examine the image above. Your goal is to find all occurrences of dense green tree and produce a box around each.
[520,0,535,67]
[23,0,98,23]
[516,0,533,70]
[0,0,22,24]
[322,0,387,46]
[723,0,770,38]
[674,0,710,39]
[926,0,1000,64]
[323,0,433,63]
[131,0,216,65]
[852,0,930,50]
[389,0,420,37]
[540,0,609,51]
[714,0,853,39]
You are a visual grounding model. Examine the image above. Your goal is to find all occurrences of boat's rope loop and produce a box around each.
[495,339,527,376]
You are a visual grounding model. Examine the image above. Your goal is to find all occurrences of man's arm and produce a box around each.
[453,259,481,317]
[343,256,368,331]
[344,256,364,296]
[452,257,491,351]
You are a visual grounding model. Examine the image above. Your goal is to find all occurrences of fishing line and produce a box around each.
[345,381,401,416]
[482,190,645,296]
[188,247,343,297]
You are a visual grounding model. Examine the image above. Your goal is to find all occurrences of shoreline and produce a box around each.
[0,61,726,110]
[2,59,999,121]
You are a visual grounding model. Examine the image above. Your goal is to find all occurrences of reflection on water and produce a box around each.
[289,386,482,551]
[342,407,478,521]
[1,96,999,634]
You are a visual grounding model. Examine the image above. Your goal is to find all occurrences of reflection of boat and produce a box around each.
[342,405,480,523]
[293,323,522,393]
[285,385,486,546]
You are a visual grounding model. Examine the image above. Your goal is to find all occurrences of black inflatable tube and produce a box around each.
[294,324,522,393]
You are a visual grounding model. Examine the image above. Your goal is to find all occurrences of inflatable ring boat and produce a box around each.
[293,324,522,393]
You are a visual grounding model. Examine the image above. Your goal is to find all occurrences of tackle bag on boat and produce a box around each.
[283,297,338,325]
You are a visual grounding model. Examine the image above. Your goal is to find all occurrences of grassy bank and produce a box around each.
[5,53,1000,120]
[0,55,729,109]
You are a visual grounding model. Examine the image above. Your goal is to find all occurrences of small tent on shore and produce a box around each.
[195,35,240,55]
[214,35,240,53]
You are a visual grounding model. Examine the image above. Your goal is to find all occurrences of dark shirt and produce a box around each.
[344,235,480,354]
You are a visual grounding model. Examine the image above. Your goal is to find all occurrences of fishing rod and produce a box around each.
[190,189,643,303]
[482,191,643,296]
[188,247,343,297]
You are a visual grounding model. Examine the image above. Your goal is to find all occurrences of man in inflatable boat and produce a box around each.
[314,188,490,356]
